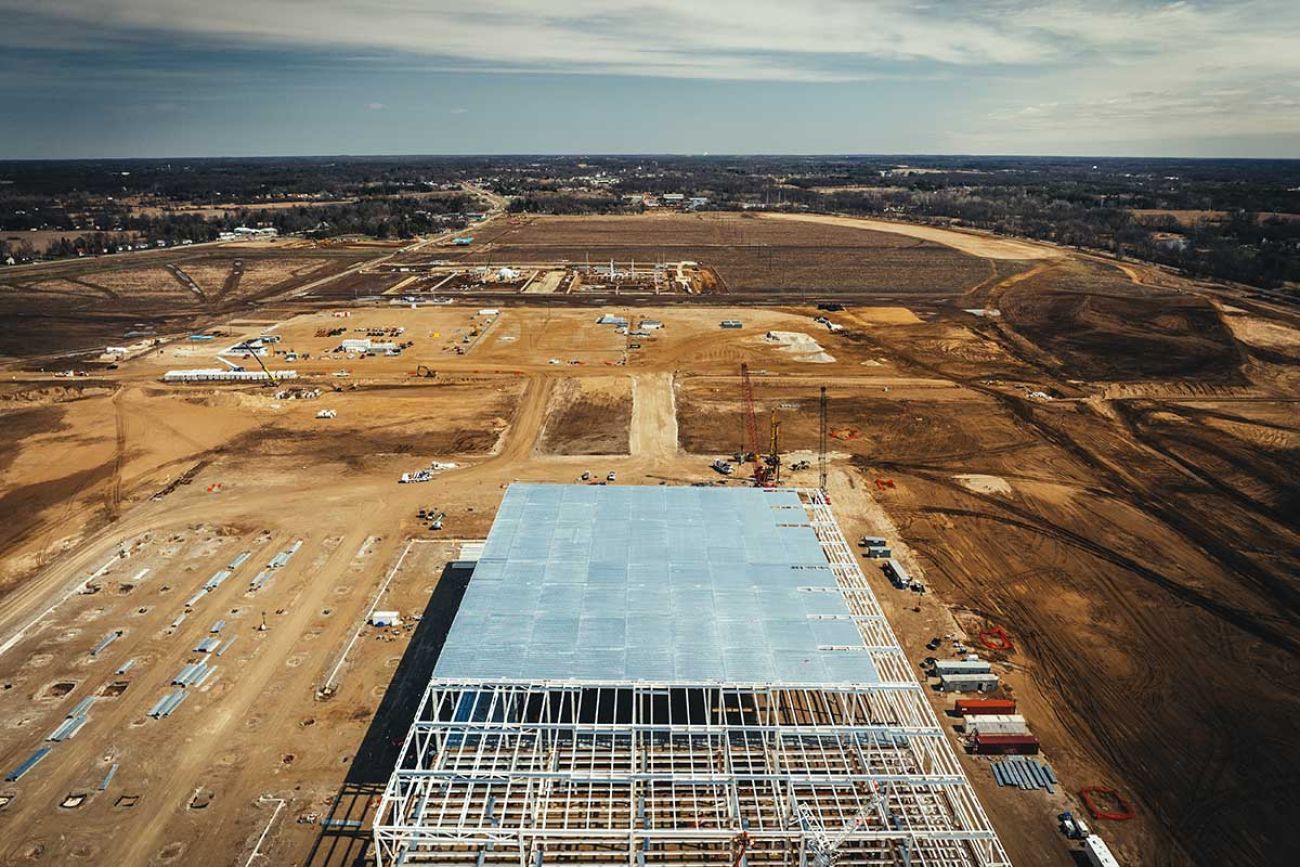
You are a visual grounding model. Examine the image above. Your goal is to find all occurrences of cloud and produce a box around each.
[450,107,468,114]
[1,1,1297,154]
[12,0,1294,82]
[367,101,385,110]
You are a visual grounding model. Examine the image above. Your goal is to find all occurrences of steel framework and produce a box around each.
[374,490,1010,866]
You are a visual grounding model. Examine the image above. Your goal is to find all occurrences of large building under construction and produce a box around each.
[374,484,1010,866]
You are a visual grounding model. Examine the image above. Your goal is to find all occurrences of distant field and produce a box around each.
[3,230,143,249]
[0,250,369,360]
[454,214,1005,295]
[1131,208,1300,225]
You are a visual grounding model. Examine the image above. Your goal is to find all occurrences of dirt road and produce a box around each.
[629,372,678,458]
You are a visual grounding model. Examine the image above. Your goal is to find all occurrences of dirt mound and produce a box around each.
[1001,263,1243,381]
[761,331,836,363]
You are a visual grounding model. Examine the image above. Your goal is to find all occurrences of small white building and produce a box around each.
[371,611,402,627]
[339,338,372,353]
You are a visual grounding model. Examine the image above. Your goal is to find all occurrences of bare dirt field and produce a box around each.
[451,213,1011,296]
[537,376,632,455]
[0,251,372,362]
[1,213,1298,867]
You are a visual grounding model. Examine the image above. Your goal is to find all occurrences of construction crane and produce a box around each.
[791,784,884,867]
[738,363,770,486]
[243,347,280,387]
[819,386,829,493]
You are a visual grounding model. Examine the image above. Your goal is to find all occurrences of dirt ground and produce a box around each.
[450,213,1007,296]
[537,376,632,455]
[1,213,1298,867]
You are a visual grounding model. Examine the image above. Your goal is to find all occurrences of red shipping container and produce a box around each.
[971,734,1039,755]
[955,698,1017,716]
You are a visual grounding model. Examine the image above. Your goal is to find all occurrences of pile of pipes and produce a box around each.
[991,757,1056,792]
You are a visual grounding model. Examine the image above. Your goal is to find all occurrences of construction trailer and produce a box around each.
[882,559,913,589]
[939,672,1001,692]
[373,483,1010,866]
[161,368,297,383]
[963,715,1029,736]
[933,659,993,676]
[1083,835,1122,867]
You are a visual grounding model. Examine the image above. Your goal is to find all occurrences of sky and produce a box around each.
[1,0,1298,159]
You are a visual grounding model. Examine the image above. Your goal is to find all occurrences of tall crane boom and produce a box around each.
[739,363,769,486]
[244,345,280,387]
[819,386,829,493]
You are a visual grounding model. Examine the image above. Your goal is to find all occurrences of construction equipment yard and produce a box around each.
[1,212,1298,866]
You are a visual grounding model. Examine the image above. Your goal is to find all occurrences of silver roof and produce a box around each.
[434,483,879,685]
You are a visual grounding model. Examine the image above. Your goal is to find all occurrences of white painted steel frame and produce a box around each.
[374,489,1010,866]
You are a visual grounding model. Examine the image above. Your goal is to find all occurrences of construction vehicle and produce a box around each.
[316,409,337,419]
[237,344,281,386]
[765,411,782,485]
[412,365,436,378]
[1059,811,1090,840]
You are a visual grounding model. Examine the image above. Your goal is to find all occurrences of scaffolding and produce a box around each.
[374,489,1010,866]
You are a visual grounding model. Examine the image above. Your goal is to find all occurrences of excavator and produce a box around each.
[411,365,437,379]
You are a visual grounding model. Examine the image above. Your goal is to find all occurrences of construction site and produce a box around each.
[373,483,1008,865]
[0,211,1298,867]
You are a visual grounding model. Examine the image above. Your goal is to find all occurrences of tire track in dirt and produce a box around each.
[1111,400,1300,530]
[918,501,1297,655]
[108,387,125,519]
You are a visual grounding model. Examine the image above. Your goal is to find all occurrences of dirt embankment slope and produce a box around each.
[757,211,1064,260]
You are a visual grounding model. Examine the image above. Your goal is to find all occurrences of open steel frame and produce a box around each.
[374,489,1010,866]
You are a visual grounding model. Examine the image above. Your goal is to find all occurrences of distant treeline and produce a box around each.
[2,155,1296,290]
[0,194,476,261]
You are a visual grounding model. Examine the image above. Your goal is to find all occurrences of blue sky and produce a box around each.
[2,1,1298,159]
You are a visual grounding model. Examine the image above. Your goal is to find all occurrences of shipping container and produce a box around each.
[964,714,1029,736]
[955,698,1016,716]
[971,733,1039,755]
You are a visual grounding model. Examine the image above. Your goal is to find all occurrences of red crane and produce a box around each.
[739,363,770,486]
